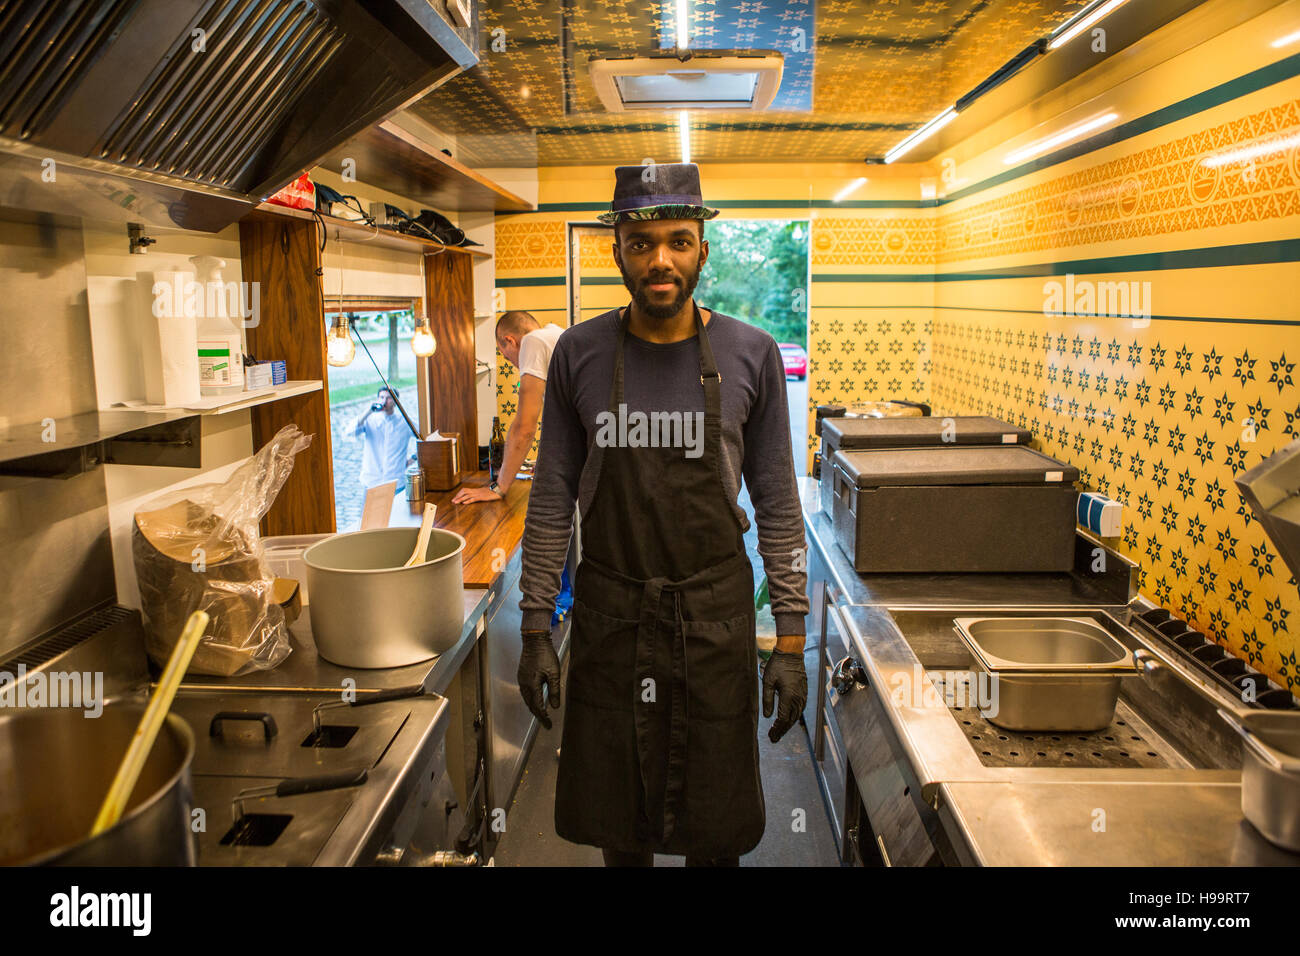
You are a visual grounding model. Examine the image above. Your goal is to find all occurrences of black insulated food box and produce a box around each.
[819,415,1031,518]
[829,445,1080,573]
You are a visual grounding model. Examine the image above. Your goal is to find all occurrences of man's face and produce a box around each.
[378,390,395,412]
[497,332,521,369]
[612,219,707,321]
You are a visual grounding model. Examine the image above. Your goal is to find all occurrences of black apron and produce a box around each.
[555,301,765,858]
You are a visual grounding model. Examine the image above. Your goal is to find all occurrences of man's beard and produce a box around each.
[619,254,702,321]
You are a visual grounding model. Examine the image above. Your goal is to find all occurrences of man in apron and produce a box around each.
[516,163,809,866]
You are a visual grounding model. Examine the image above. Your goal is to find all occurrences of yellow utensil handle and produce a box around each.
[90,609,209,837]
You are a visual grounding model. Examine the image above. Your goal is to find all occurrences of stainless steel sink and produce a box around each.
[846,605,1243,781]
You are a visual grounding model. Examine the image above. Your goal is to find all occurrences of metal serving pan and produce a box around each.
[1219,709,1300,851]
[953,617,1139,732]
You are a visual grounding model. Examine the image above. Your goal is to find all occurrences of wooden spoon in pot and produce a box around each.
[404,503,437,568]
[91,608,210,836]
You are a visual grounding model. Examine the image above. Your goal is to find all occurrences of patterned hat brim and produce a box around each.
[597,203,722,224]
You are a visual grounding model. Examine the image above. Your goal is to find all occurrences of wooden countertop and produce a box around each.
[392,469,531,588]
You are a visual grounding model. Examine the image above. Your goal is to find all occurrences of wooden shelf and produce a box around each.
[320,120,534,214]
[246,203,491,259]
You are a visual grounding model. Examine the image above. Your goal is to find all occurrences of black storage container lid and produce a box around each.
[821,415,1029,449]
[834,445,1079,488]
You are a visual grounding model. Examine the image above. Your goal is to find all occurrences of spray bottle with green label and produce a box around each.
[192,255,244,396]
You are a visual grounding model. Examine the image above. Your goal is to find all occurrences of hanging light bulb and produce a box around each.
[326,313,355,367]
[411,313,436,357]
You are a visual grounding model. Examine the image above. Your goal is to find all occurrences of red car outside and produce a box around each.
[779,342,807,379]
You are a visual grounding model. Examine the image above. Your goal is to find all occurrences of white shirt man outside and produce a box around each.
[354,386,416,489]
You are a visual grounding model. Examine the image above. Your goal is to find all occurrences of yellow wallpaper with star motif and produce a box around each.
[920,19,1300,694]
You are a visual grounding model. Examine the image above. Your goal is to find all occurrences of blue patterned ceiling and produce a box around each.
[407,0,1093,167]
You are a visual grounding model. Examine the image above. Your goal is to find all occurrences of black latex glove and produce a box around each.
[518,630,561,729]
[762,650,807,743]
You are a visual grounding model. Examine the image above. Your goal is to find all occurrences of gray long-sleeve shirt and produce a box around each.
[519,305,809,636]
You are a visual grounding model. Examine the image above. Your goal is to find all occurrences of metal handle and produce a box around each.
[832,655,866,695]
[312,683,427,732]
[825,587,849,644]
[350,683,426,707]
[1132,649,1162,676]
[875,833,892,867]
[275,768,368,797]
[832,460,849,501]
[231,768,369,821]
[209,711,278,741]
[820,581,845,646]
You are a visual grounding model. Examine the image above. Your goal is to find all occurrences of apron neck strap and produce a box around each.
[611,301,720,409]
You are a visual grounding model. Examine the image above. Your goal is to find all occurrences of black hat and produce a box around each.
[598,162,721,225]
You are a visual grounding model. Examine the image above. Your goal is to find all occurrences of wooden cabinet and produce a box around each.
[239,205,487,535]
[423,248,477,457]
[239,211,336,536]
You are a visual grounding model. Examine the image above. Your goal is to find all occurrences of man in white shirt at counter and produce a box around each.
[354,386,416,490]
[453,310,564,503]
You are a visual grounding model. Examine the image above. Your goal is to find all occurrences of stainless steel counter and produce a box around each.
[798,477,1299,866]
[937,780,1300,866]
[179,587,492,698]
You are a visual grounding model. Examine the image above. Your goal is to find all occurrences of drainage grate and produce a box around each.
[928,671,1179,770]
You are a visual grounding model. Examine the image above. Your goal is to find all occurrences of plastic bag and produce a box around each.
[132,424,313,676]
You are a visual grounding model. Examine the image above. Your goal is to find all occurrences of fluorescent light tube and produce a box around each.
[1048,0,1129,51]
[1002,112,1118,165]
[616,71,759,107]
[884,106,958,164]
[676,0,689,49]
[1272,28,1300,48]
[832,177,868,203]
[679,111,691,163]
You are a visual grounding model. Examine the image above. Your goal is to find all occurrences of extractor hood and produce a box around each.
[589,51,784,112]
[0,0,479,232]
[1236,438,1300,586]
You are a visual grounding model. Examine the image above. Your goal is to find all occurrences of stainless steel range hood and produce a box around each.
[0,0,479,232]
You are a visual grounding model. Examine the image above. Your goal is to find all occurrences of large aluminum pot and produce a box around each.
[0,704,196,866]
[303,526,466,669]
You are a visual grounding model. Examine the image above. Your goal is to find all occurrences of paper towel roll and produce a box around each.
[141,270,201,407]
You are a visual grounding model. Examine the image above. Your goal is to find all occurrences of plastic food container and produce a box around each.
[262,534,331,605]
[830,445,1079,572]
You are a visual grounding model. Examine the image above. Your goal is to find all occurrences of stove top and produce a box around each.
[171,688,449,866]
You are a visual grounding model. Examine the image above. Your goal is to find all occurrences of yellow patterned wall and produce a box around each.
[924,17,1300,693]
[491,11,1300,692]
